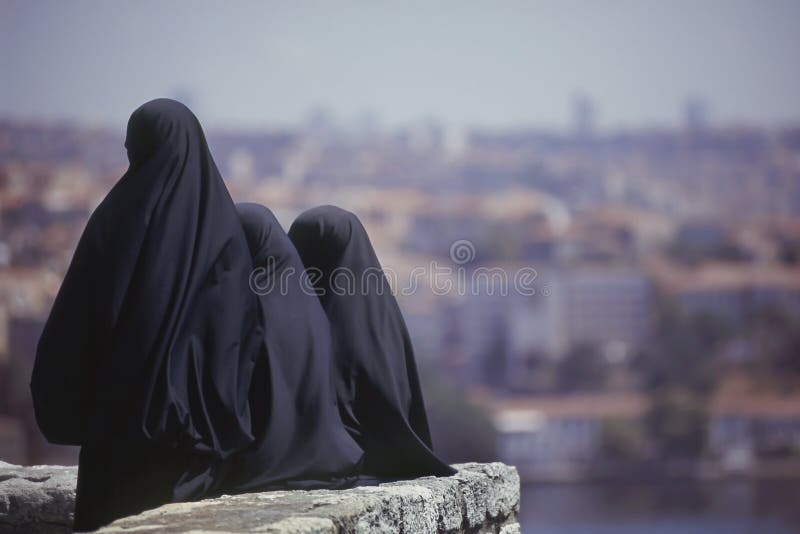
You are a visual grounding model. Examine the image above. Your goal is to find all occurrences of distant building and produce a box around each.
[561,206,673,263]
[676,219,727,250]
[453,290,512,387]
[653,261,800,323]
[444,265,650,392]
[572,95,595,139]
[684,97,709,132]
[490,391,800,479]
[555,267,652,359]
[450,265,564,390]
[709,394,800,471]
[488,393,648,480]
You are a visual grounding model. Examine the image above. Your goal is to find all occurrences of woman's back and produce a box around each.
[31,99,263,530]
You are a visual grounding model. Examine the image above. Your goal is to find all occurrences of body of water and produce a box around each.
[519,479,800,533]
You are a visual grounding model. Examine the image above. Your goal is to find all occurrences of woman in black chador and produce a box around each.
[30,99,454,531]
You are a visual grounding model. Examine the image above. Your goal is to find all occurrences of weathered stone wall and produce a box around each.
[0,461,519,533]
[0,462,76,533]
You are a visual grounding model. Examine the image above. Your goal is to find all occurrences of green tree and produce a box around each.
[557,342,609,393]
[746,306,800,391]
[633,308,730,394]
[600,418,648,461]
[645,388,708,459]
[421,368,497,463]
[633,306,728,460]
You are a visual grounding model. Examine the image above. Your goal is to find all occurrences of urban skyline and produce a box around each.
[3,0,800,129]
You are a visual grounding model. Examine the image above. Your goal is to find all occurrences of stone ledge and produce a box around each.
[0,461,519,533]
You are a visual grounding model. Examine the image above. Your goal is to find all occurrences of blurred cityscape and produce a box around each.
[1,100,799,490]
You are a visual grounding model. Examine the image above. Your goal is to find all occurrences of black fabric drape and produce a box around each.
[30,99,454,531]
[224,203,364,491]
[289,206,456,478]
[31,99,263,530]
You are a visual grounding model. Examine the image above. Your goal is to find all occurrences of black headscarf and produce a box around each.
[289,206,456,478]
[31,99,263,530]
[225,203,364,491]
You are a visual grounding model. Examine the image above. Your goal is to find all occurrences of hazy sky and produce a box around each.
[2,0,800,130]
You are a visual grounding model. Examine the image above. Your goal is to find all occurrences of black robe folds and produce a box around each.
[30,99,453,531]
[289,206,456,479]
[225,202,364,491]
[31,99,264,530]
